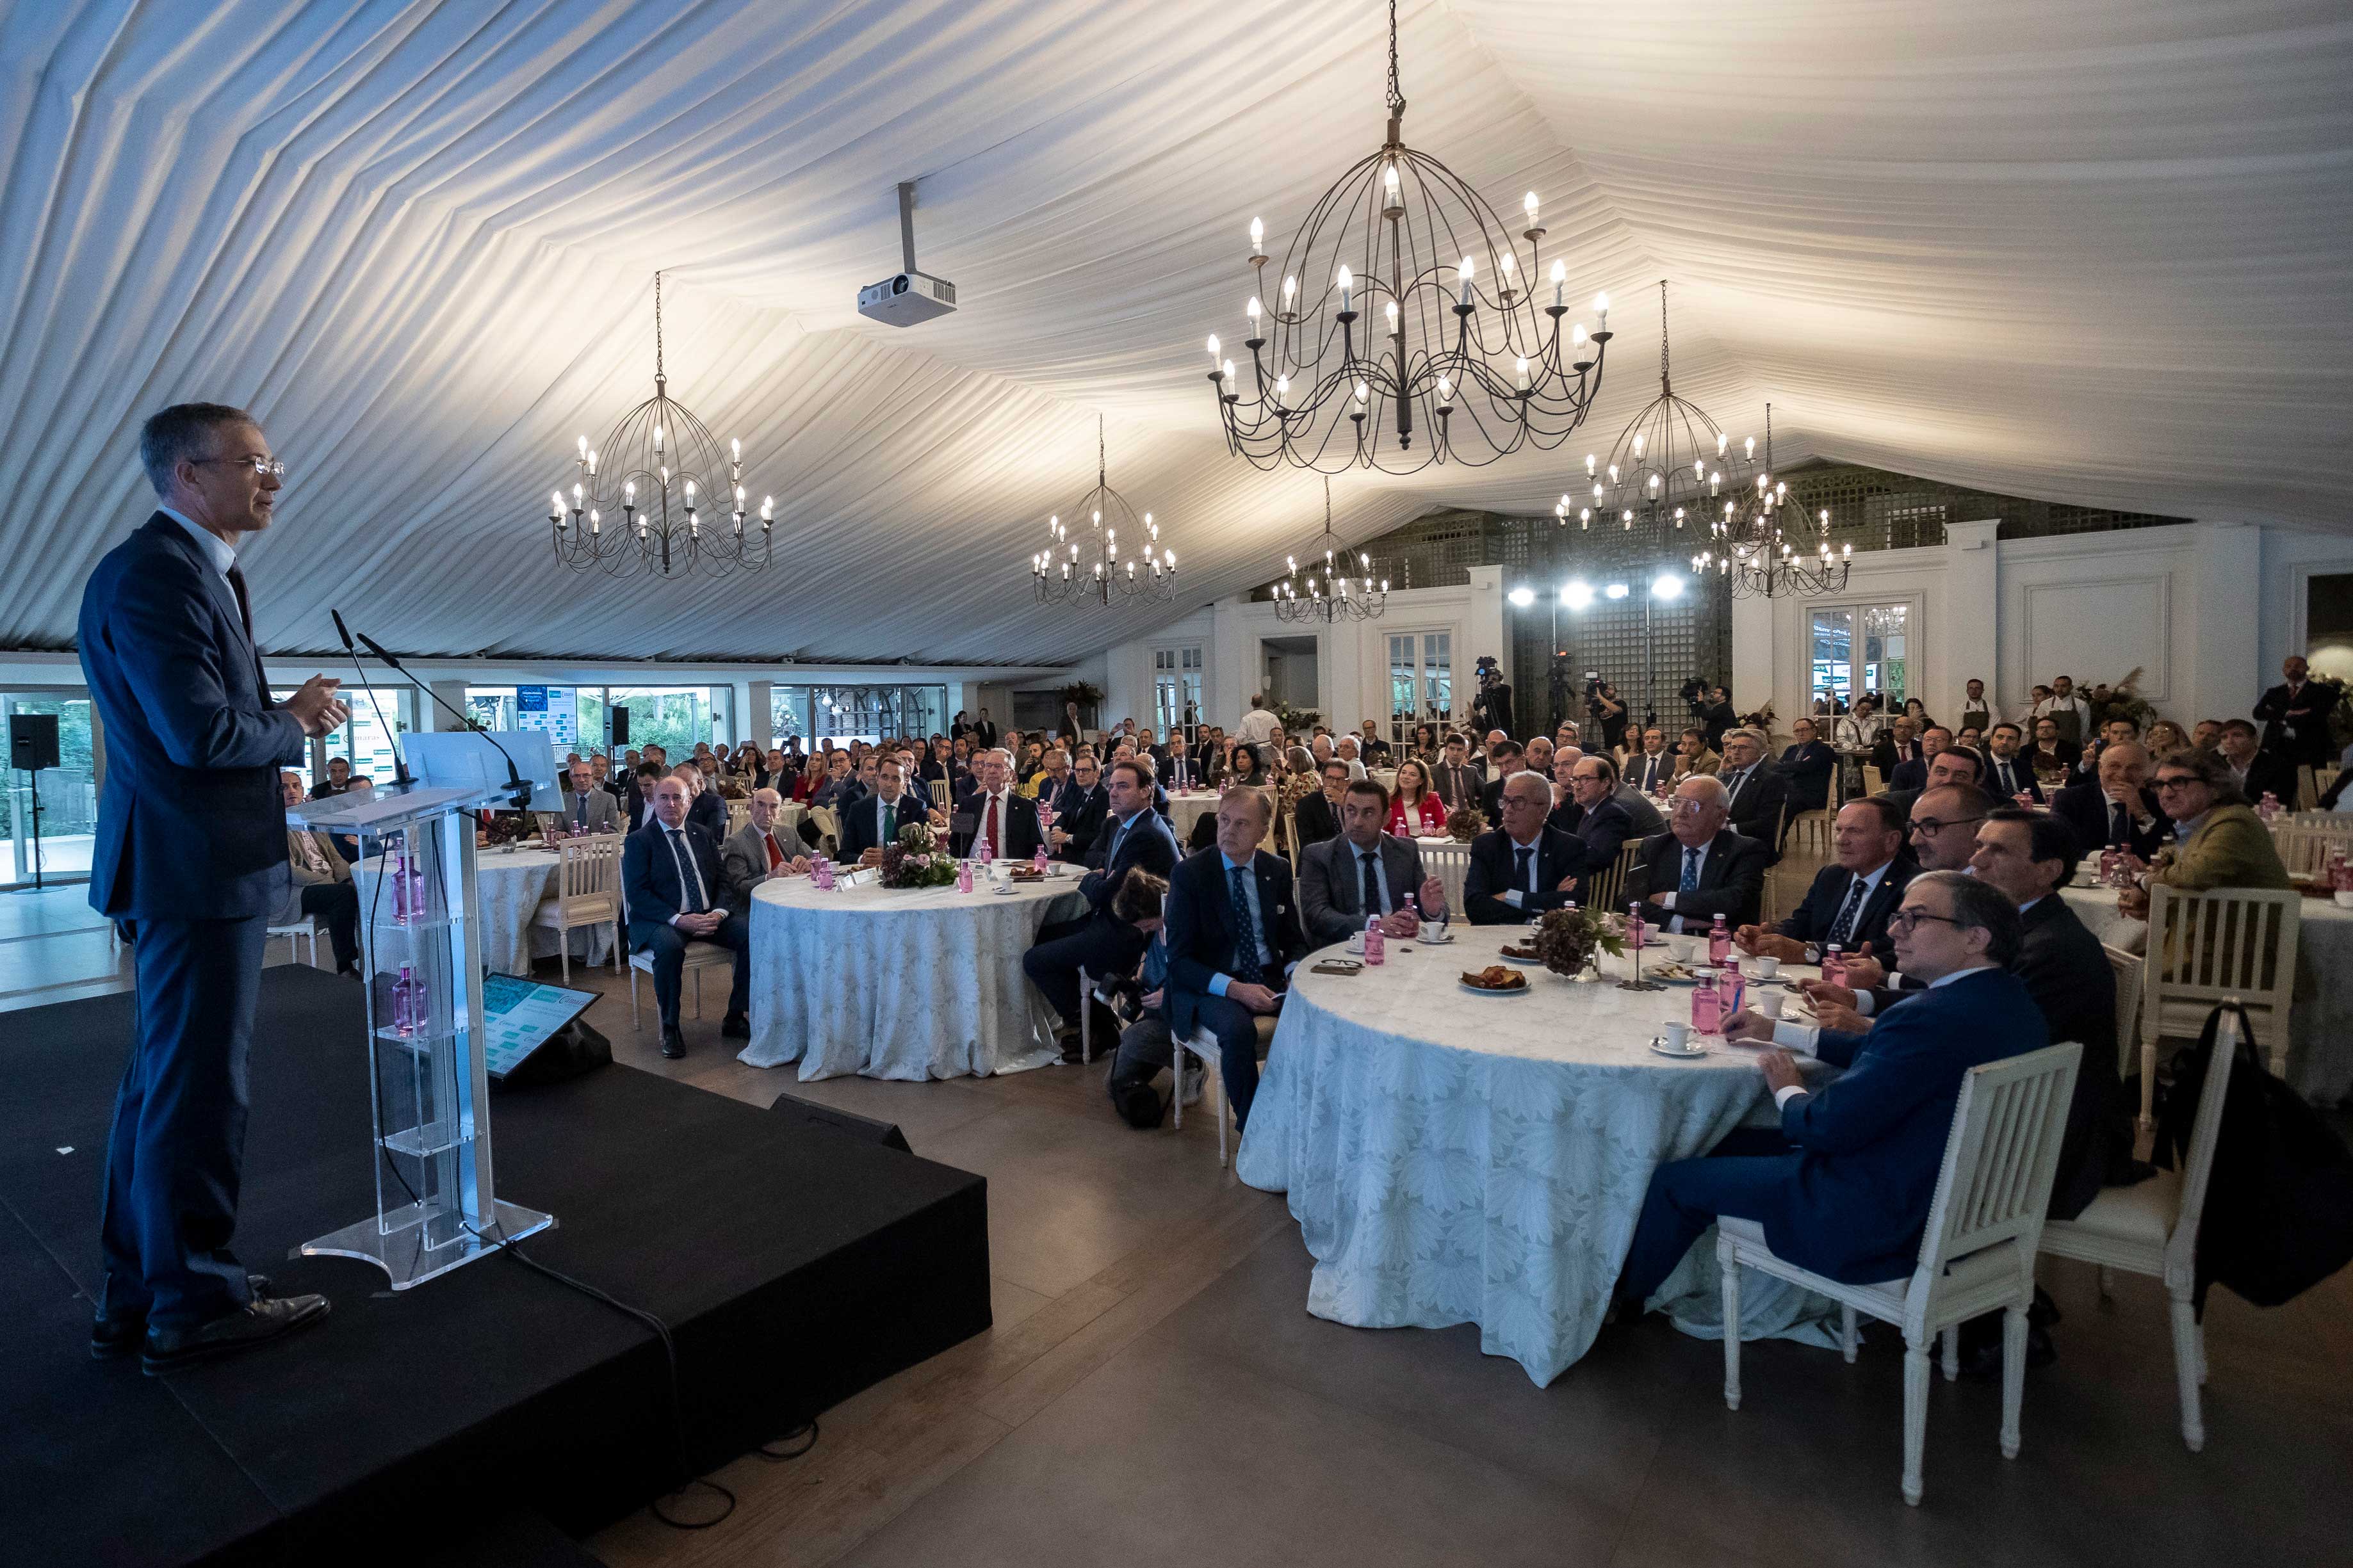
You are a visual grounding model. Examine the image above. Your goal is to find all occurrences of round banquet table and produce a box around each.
[1164,791,1219,845]
[354,846,612,978]
[2060,863,2353,1103]
[738,868,1087,1080]
[1235,923,1839,1386]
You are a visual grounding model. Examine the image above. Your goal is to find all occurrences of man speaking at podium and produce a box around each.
[79,403,349,1374]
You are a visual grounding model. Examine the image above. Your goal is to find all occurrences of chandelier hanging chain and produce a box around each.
[653,269,664,381]
[1385,0,1403,115]
[1656,278,1668,396]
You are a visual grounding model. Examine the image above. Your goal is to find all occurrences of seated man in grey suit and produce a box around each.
[1299,779,1447,946]
[719,788,811,917]
[553,756,621,836]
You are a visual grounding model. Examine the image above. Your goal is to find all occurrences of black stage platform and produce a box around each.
[0,967,991,1565]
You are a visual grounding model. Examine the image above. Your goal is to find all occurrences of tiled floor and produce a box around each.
[11,864,2350,1566]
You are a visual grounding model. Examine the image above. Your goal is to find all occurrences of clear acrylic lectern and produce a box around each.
[288,783,554,1288]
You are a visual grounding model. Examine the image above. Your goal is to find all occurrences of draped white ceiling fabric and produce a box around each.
[1,1,2345,665]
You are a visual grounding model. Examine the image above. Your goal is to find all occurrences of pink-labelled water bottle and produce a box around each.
[391,841,413,925]
[1691,969,1722,1034]
[956,859,975,894]
[1363,915,1385,966]
[391,964,419,1037]
[1821,943,1848,987]
[1718,957,1745,1018]
[1032,844,1050,874]
[1708,913,1731,966]
[2258,791,2281,823]
[1625,901,1646,949]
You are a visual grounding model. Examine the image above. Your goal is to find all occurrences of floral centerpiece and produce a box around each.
[879,822,958,889]
[1529,905,1626,978]
[1445,804,1486,842]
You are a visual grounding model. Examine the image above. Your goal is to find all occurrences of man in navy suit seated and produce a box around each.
[1736,795,1915,966]
[1162,787,1312,1133]
[1023,757,1180,1057]
[1624,775,1771,932]
[1461,772,1592,923]
[79,402,349,1371]
[839,756,943,864]
[954,748,1045,861]
[669,761,729,843]
[624,775,752,1059]
[1614,871,2046,1311]
[1776,716,1839,817]
[1046,751,1108,864]
[1980,722,2044,804]
[2048,740,2169,862]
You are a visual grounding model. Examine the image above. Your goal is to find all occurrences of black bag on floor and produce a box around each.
[2155,1002,2353,1309]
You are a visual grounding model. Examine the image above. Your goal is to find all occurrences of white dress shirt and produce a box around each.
[1769,966,1987,1106]
[1652,837,1715,934]
[660,822,712,925]
[159,504,236,580]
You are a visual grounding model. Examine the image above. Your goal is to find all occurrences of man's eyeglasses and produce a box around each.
[1907,815,1985,837]
[193,455,288,480]
[1887,907,1963,934]
[2153,776,2200,791]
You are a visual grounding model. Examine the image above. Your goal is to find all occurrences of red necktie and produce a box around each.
[764,832,782,871]
[981,795,1000,857]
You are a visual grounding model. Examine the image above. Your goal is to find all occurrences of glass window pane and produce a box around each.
[2,694,96,886]
[607,688,711,758]
[1810,610,1853,709]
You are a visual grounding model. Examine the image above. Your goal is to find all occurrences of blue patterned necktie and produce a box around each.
[1827,875,1868,946]
[1513,844,1534,893]
[1681,845,1701,893]
[1227,864,1264,983]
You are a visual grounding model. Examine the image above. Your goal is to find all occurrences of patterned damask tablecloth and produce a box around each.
[1235,925,1838,1386]
[738,868,1086,1080]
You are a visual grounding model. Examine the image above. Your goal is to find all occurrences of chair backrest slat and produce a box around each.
[2145,884,2300,1064]
[1918,1042,2083,1268]
[2103,944,2143,1077]
[2170,1011,2241,1273]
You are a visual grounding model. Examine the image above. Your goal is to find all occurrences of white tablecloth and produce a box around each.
[738,869,1087,1080]
[1235,925,1837,1386]
[2060,869,2353,1103]
[355,848,612,978]
[1164,792,1219,845]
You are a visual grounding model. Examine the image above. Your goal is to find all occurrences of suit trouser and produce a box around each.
[100,914,268,1329]
[1189,992,1271,1132]
[632,917,753,1024]
[298,882,361,971]
[1615,1128,1800,1308]
[1023,913,1146,1028]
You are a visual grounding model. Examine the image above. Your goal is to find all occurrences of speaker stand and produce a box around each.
[15,766,42,892]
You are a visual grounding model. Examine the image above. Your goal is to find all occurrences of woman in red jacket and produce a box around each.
[1385,758,1447,836]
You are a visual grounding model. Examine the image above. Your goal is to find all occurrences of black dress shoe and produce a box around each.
[720,1012,751,1040]
[93,1273,275,1360]
[660,1026,687,1059]
[142,1292,330,1375]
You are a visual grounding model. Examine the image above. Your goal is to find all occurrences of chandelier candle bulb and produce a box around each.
[1457,255,1474,307]
[1517,356,1530,391]
[1337,265,1353,314]
[1552,259,1567,307]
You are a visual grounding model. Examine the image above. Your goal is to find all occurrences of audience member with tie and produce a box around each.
[1462,773,1592,924]
[1161,788,1310,1133]
[1429,732,1484,810]
[840,757,941,864]
[1613,873,2045,1318]
[1625,726,1677,795]
[1776,717,1839,816]
[79,403,352,1369]
[1551,754,1640,868]
[2252,654,2341,772]
[1023,758,1183,1058]
[1981,722,2044,803]
[1886,725,1953,793]
[1714,728,1791,861]
[1292,759,1349,849]
[1048,752,1109,862]
[1796,783,1994,1017]
[275,770,361,976]
[2048,740,2168,862]
[1299,779,1447,944]
[623,775,753,1058]
[719,788,811,916]
[954,748,1044,861]
[2213,718,2300,810]
[1478,740,1528,816]
[1624,774,1770,933]
[669,762,729,842]
[1737,795,1916,964]
[309,756,352,800]
[557,757,621,835]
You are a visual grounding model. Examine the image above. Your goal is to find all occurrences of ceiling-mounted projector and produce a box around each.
[859,180,956,327]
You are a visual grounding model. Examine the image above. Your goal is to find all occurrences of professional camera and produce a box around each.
[1583,671,1610,716]
[1677,676,1708,706]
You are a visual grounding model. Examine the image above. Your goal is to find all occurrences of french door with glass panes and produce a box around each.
[1808,604,1910,713]
[1152,645,1202,738]
[1387,630,1453,746]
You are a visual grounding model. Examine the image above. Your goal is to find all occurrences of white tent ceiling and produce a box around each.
[1,0,2345,666]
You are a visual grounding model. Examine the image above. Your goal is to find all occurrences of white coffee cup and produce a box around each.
[1752,956,1780,982]
[1346,934,1365,954]
[1662,1021,1692,1051]
[1670,937,1697,964]
[1755,990,1786,1020]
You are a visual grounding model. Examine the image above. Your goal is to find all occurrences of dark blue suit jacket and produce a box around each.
[838,790,934,860]
[1079,807,1181,916]
[77,513,305,919]
[1980,750,2044,805]
[1461,825,1591,925]
[1777,857,1916,957]
[1777,740,1838,811]
[1162,848,1310,1040]
[685,788,728,843]
[623,821,728,944]
[1763,968,2048,1281]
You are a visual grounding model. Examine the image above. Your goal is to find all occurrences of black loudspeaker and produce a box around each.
[10,712,59,771]
[610,705,630,745]
[769,1092,912,1154]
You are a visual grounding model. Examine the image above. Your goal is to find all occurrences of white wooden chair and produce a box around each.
[806,805,841,856]
[2138,884,2299,1126]
[619,879,735,1031]
[2042,1011,2239,1452]
[725,798,753,839]
[266,916,320,967]
[1584,837,1644,911]
[530,832,623,982]
[2270,818,2353,880]
[1861,764,1885,796]
[1419,841,1472,917]
[2294,764,2318,811]
[1784,809,1832,859]
[2103,943,2144,1085]
[1717,1041,2083,1507]
[927,779,952,809]
[1173,1014,1276,1168]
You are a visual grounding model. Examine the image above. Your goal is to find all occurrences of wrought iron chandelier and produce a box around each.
[1555,280,1752,537]
[1693,403,1852,597]
[544,271,772,579]
[1271,478,1388,622]
[1030,416,1176,607]
[1203,0,1611,474]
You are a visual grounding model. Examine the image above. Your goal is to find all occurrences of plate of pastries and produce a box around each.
[1459,965,1531,995]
